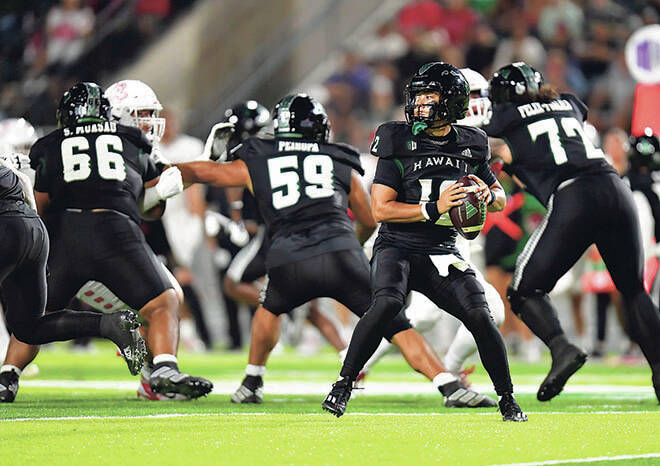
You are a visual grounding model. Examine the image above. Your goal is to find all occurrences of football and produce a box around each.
[449,175,486,240]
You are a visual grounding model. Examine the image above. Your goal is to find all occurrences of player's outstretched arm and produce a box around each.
[175,160,252,191]
[348,172,377,243]
[372,183,466,223]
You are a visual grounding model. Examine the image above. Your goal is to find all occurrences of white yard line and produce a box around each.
[19,380,655,396]
[2,410,658,423]
[491,453,660,465]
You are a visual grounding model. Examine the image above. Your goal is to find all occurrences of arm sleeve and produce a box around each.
[372,158,402,191]
[29,141,49,192]
[475,160,498,187]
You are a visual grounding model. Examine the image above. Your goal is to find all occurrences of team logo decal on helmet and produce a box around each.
[404,62,469,135]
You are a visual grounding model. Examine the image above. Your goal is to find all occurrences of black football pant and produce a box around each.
[509,173,660,371]
[0,214,103,345]
[340,246,514,396]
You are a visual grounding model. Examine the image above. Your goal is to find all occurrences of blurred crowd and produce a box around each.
[0,0,196,126]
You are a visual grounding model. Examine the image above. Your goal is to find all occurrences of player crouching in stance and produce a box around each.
[0,116,148,403]
[0,82,211,402]
[176,94,493,406]
[323,63,527,422]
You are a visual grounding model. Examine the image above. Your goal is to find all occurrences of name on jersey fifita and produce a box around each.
[412,155,470,172]
[278,141,320,152]
[516,99,573,119]
[63,122,117,137]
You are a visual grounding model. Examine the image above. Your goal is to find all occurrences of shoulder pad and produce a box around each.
[370,121,411,159]
[230,136,265,162]
[117,124,152,153]
[561,93,588,122]
[453,125,490,162]
[327,142,364,175]
[483,103,520,138]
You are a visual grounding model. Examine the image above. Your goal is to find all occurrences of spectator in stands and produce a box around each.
[136,0,171,39]
[537,0,584,46]
[464,22,497,77]
[438,0,478,46]
[492,12,546,71]
[544,48,588,99]
[588,50,635,132]
[45,0,95,70]
[396,0,443,43]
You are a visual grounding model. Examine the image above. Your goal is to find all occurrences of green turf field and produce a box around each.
[1,343,658,465]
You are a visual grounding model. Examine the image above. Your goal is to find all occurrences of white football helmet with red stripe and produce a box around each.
[457,68,491,128]
[105,80,165,143]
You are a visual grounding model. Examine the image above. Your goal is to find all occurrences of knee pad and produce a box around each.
[370,294,409,341]
[507,286,547,318]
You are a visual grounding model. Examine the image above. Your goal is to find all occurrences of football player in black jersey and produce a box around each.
[484,62,660,404]
[177,93,493,406]
[0,150,147,402]
[0,82,212,402]
[323,63,526,421]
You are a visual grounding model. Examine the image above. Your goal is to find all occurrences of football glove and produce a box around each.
[202,122,235,162]
[0,152,31,171]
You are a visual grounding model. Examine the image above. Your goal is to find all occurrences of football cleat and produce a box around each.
[457,365,475,387]
[0,370,19,403]
[537,343,587,402]
[442,380,498,408]
[149,365,213,399]
[499,394,528,422]
[231,375,263,404]
[101,310,147,376]
[322,377,353,418]
[138,373,187,401]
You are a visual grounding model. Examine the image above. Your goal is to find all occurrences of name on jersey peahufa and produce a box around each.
[278,141,320,152]
[63,122,117,137]
[517,99,572,119]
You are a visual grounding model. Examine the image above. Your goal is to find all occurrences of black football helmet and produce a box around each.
[404,62,469,133]
[273,94,330,142]
[489,62,543,106]
[629,128,660,172]
[224,100,270,149]
[56,82,110,128]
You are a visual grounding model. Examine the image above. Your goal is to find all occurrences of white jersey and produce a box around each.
[160,134,205,268]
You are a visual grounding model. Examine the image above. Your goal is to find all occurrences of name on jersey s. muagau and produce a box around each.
[63,122,118,137]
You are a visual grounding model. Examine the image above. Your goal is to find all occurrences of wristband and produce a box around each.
[487,188,496,206]
[230,200,244,210]
[423,202,441,223]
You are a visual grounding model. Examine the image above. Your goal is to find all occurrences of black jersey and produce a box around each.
[231,136,364,268]
[371,121,496,255]
[483,93,615,207]
[29,122,159,224]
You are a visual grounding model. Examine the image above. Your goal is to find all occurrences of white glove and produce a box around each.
[202,122,235,162]
[0,152,31,171]
[141,167,183,212]
[227,220,250,247]
[155,166,184,200]
[150,143,171,167]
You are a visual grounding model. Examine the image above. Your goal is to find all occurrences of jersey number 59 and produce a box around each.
[267,154,334,210]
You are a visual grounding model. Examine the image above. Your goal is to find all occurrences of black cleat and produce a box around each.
[499,394,527,422]
[149,365,213,399]
[537,343,587,402]
[322,377,353,418]
[441,380,498,408]
[231,375,263,404]
[101,310,147,376]
[0,370,19,403]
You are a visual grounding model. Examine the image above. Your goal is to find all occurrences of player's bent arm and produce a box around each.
[348,172,377,242]
[140,177,166,220]
[371,183,466,223]
[175,160,253,192]
[34,191,50,217]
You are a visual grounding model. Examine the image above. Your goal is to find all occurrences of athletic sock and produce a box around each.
[433,372,459,395]
[152,354,179,373]
[246,364,265,377]
[0,365,22,377]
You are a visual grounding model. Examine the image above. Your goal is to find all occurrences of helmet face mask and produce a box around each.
[105,80,165,143]
[56,82,111,128]
[457,68,491,127]
[404,62,469,134]
[489,62,541,106]
[273,94,330,143]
